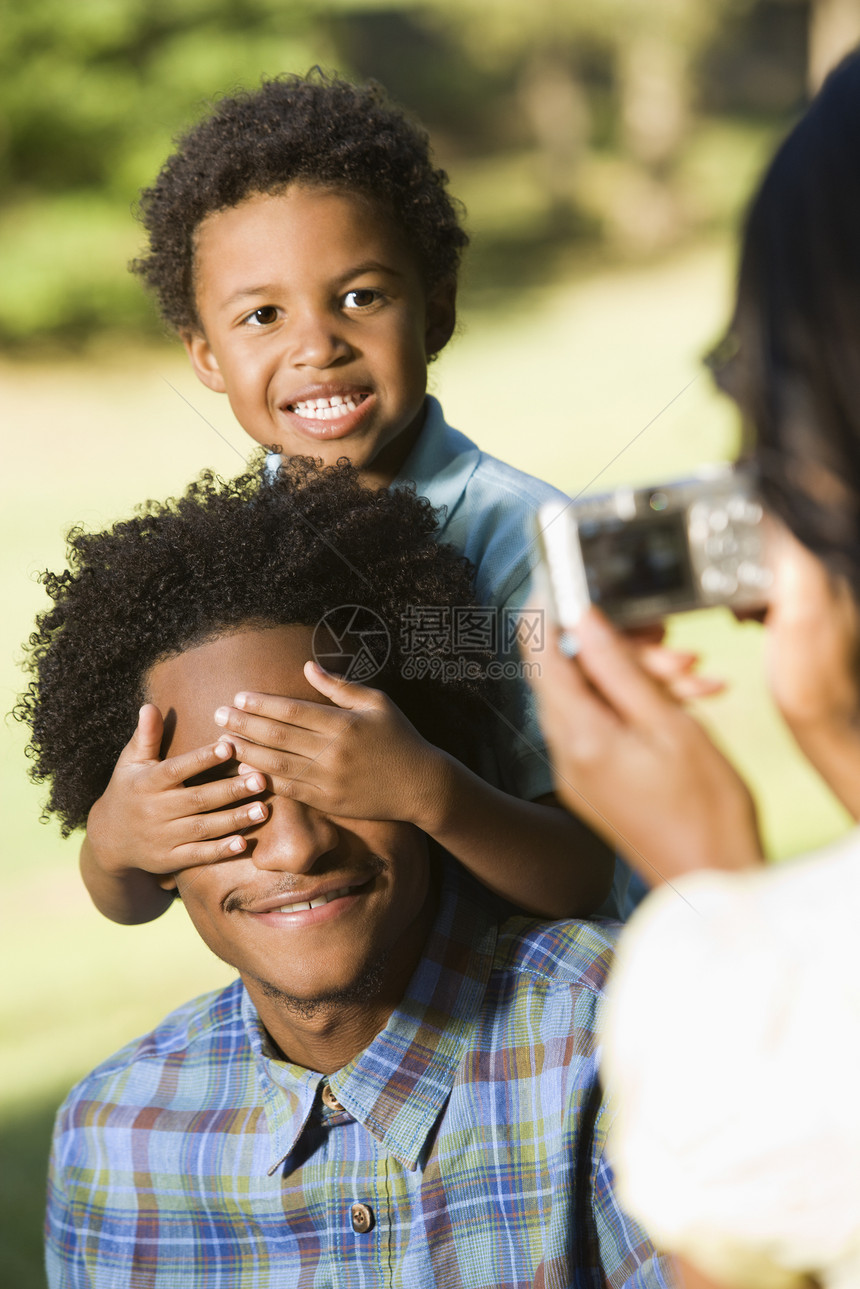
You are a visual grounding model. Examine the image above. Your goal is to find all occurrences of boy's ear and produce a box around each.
[424,280,457,359]
[182,330,227,394]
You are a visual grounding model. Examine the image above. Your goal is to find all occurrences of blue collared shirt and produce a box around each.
[395,399,646,918]
[47,863,669,1288]
[395,397,571,803]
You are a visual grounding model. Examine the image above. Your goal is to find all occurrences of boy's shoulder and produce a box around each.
[397,397,569,604]
[399,395,569,510]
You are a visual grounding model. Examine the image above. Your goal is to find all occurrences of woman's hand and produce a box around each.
[524,608,764,887]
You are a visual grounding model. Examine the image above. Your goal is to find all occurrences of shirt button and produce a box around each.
[321,1084,345,1113]
[350,1202,374,1234]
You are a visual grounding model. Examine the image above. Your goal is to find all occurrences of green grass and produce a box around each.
[0,235,851,1283]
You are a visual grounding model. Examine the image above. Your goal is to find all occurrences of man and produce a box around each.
[21,458,669,1287]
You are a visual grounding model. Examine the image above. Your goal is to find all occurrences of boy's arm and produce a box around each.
[217,666,613,918]
[81,704,270,925]
[80,833,176,924]
[412,762,613,915]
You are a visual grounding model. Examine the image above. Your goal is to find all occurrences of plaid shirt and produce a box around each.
[47,863,670,1288]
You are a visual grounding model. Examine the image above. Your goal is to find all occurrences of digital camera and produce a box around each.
[537,463,772,628]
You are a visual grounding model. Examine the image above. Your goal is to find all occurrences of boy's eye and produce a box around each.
[245,306,279,326]
[343,288,381,309]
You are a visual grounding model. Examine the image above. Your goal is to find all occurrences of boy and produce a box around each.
[82,71,637,925]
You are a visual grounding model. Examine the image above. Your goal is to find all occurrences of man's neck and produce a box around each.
[252,990,405,1075]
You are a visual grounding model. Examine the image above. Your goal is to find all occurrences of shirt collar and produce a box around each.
[243,860,499,1174]
[394,396,481,531]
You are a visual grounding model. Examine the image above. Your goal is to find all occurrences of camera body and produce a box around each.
[537,464,772,628]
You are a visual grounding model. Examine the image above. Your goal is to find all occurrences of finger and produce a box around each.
[116,703,165,766]
[633,642,700,681]
[152,738,237,790]
[527,620,621,739]
[664,673,726,702]
[165,832,253,870]
[136,829,252,877]
[224,734,316,785]
[175,798,269,846]
[576,608,682,727]
[303,660,381,711]
[264,771,329,808]
[181,770,267,813]
[216,696,333,744]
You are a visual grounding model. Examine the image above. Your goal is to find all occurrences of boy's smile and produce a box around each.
[184,186,455,486]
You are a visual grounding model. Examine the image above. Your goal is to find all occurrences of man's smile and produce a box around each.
[226,867,381,920]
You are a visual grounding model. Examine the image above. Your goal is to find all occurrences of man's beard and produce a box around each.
[252,945,392,1021]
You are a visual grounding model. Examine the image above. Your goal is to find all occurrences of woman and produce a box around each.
[527,51,860,1289]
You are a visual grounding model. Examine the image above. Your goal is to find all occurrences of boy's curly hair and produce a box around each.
[16,457,495,836]
[131,71,469,335]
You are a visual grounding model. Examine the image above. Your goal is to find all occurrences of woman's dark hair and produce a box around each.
[16,458,495,835]
[131,71,468,337]
[711,51,860,592]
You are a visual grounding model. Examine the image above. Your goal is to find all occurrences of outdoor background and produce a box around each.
[3,1,859,1282]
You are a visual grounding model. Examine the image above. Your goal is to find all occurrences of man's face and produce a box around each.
[146,624,433,1040]
[183,185,455,485]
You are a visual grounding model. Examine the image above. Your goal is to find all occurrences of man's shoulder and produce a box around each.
[493,913,621,997]
[58,978,248,1115]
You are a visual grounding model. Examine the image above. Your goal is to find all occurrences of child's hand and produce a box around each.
[86,703,270,879]
[213,662,445,828]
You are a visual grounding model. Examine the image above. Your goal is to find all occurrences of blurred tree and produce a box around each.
[0,0,327,346]
[430,0,759,249]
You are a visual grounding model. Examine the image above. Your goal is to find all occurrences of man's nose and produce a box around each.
[287,306,352,369]
[248,795,340,874]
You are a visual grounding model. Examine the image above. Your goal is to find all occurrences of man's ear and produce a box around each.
[424,280,457,360]
[182,329,227,394]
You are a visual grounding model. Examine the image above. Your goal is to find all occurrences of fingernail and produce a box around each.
[214,707,230,726]
[234,693,249,709]
[214,741,232,758]
[244,773,264,792]
[228,838,244,853]
[249,804,265,822]
[558,630,580,658]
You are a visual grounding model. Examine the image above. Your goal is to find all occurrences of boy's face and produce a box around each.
[184,186,455,485]
[147,623,434,1057]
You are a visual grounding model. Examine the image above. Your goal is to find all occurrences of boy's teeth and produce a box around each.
[291,395,361,419]
[276,886,351,914]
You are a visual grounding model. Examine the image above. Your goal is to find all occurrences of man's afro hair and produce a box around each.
[17,457,496,836]
[131,71,469,334]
